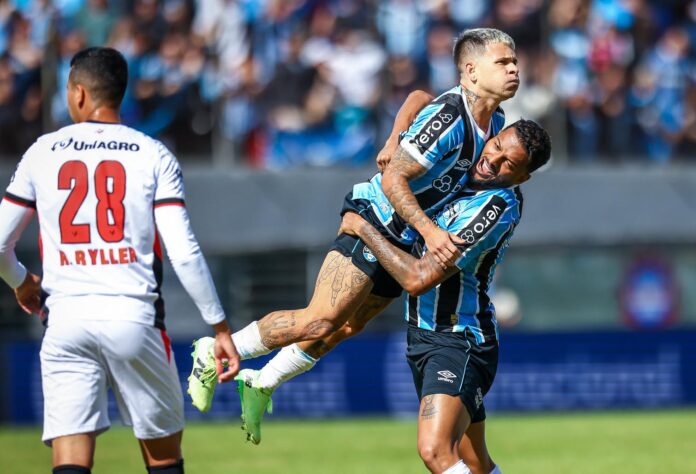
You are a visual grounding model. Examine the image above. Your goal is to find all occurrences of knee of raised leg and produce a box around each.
[418,440,444,466]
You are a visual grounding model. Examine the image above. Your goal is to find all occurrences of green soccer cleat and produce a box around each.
[235,369,273,445]
[187,337,218,412]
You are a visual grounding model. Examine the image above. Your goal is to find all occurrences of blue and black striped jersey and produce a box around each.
[351,85,506,245]
[406,187,523,343]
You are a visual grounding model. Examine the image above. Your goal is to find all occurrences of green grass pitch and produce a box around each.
[2,410,695,473]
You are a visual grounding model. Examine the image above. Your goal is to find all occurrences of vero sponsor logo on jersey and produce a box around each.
[437,370,457,383]
[414,103,459,153]
[457,195,508,247]
[454,158,472,171]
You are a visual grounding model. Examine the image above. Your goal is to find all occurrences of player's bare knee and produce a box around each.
[418,440,453,471]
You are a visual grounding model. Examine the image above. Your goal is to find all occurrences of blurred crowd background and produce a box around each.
[2,0,696,167]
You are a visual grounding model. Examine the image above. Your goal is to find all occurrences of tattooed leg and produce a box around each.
[256,251,373,350]
[417,394,471,473]
[299,294,393,359]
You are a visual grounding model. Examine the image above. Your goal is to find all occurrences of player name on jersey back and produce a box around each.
[5,121,185,326]
[59,246,138,266]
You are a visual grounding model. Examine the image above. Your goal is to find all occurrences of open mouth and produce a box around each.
[477,157,495,179]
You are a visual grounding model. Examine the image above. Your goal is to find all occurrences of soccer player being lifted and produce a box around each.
[0,48,240,474]
[188,26,518,436]
[250,119,549,474]
[337,119,550,474]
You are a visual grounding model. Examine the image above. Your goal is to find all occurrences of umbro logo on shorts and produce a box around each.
[437,370,457,383]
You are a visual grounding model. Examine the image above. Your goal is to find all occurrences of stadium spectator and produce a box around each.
[1,0,696,164]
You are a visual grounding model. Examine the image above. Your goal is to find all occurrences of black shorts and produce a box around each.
[329,191,412,299]
[406,326,499,423]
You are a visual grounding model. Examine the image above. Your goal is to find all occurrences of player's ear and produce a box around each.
[465,61,477,83]
[75,84,87,109]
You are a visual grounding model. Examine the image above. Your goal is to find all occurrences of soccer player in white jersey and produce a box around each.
[0,47,240,474]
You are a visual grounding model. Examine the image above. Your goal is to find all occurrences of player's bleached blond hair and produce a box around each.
[452,28,516,72]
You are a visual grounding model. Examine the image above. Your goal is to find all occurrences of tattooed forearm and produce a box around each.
[382,148,433,235]
[357,224,457,294]
[421,395,437,419]
[357,223,420,289]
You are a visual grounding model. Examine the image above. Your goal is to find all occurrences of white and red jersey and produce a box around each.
[1,121,225,328]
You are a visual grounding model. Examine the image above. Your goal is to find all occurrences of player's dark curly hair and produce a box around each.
[507,119,551,173]
[69,47,128,107]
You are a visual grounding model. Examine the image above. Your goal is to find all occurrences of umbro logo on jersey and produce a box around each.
[437,370,457,383]
[454,159,471,171]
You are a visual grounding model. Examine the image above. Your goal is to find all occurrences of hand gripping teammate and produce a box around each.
[336,120,550,474]
[0,47,239,474]
[188,28,520,442]
[222,119,550,463]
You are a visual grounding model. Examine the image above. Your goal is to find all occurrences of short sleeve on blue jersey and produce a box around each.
[400,102,466,170]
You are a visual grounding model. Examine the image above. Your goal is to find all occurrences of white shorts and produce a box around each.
[40,319,184,444]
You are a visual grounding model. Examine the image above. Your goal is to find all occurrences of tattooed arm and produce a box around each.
[381,148,464,268]
[339,212,459,296]
[376,90,434,172]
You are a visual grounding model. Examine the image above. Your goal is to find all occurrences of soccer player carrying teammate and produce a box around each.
[0,48,239,474]
[188,29,521,429]
[338,119,551,474]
